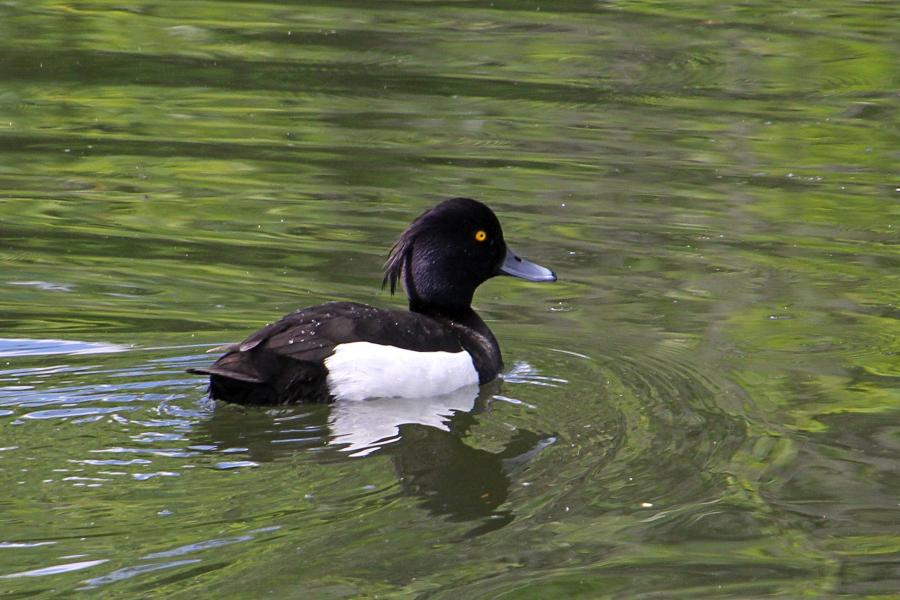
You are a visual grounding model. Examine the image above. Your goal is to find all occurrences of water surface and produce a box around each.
[1,0,898,597]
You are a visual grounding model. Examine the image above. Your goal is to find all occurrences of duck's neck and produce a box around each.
[408,300,480,330]
[401,253,502,381]
[408,300,502,383]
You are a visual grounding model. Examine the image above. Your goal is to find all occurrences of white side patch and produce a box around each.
[324,341,479,401]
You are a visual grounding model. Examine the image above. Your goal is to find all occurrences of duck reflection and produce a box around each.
[194,382,554,524]
[386,419,553,527]
[327,384,482,457]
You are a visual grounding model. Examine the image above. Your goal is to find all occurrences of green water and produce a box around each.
[1,1,898,597]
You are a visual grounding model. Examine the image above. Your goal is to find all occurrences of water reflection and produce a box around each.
[0,337,130,358]
[328,384,483,457]
[195,381,555,524]
[192,402,330,463]
[2,0,897,594]
[388,423,555,530]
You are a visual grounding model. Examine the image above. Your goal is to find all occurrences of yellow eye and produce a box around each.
[474,230,487,242]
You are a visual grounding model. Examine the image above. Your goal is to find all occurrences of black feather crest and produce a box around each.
[382,223,416,295]
[382,203,437,295]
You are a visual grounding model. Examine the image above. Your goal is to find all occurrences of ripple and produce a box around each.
[0,338,130,358]
[72,458,152,466]
[516,336,748,516]
[132,471,180,481]
[131,432,185,443]
[504,361,569,387]
[213,461,259,470]
[7,280,73,292]
[79,527,282,589]
[20,406,136,420]
[144,535,254,559]
[1,559,108,579]
[79,559,200,589]
[92,447,197,459]
[0,541,57,549]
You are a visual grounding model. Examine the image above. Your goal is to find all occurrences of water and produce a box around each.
[1,0,898,597]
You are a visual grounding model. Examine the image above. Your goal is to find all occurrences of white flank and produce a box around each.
[324,341,479,401]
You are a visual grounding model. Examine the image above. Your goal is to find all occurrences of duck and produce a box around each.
[187,197,557,404]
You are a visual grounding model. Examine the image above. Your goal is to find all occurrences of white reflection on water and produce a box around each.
[0,559,108,579]
[328,384,479,457]
[0,338,130,357]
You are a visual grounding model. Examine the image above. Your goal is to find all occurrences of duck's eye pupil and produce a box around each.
[475,230,487,242]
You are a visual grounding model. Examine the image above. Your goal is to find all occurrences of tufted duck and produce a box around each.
[187,197,556,404]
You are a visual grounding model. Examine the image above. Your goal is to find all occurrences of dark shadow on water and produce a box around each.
[191,383,555,528]
[191,400,332,463]
[387,421,555,534]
